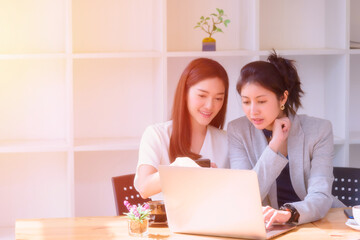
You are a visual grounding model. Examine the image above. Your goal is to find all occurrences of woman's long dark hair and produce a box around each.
[169,58,229,162]
[236,51,304,115]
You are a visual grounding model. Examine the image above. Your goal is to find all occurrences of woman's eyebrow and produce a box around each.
[241,94,267,98]
[197,89,209,93]
[197,89,225,95]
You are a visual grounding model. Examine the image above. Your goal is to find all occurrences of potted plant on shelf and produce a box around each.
[194,8,230,51]
[123,200,151,237]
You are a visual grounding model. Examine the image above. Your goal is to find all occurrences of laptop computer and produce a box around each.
[158,166,296,239]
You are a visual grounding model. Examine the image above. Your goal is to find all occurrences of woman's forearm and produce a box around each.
[134,165,161,199]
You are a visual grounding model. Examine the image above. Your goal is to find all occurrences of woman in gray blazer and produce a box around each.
[228,51,344,228]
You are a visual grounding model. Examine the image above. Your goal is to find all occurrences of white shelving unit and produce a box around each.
[0,0,358,239]
[349,0,360,167]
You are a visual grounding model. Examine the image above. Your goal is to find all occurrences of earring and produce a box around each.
[280,104,285,111]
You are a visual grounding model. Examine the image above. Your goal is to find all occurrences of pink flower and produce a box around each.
[143,203,149,210]
[123,200,131,211]
[123,199,150,220]
[133,208,140,218]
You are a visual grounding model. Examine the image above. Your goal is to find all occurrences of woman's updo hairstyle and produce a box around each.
[236,50,304,115]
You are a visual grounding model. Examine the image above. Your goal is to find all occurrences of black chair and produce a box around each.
[332,167,360,207]
[112,173,150,216]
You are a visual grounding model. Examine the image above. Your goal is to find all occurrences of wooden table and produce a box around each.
[15,208,359,240]
[312,208,360,240]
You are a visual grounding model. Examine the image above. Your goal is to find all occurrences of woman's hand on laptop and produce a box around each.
[262,206,291,229]
[171,157,200,167]
[210,162,217,168]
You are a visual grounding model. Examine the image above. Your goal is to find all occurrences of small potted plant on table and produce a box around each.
[123,200,151,237]
[194,8,230,51]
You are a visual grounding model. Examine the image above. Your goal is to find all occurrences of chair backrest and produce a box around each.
[111,173,150,216]
[332,167,360,207]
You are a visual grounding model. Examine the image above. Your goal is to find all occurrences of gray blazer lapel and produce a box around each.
[288,114,307,199]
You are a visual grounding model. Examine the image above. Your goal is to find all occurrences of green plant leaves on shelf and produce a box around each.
[216,8,224,15]
[194,8,230,38]
[224,19,230,27]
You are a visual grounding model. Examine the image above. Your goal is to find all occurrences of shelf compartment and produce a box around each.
[350,49,360,55]
[349,145,360,168]
[333,144,347,167]
[0,139,68,153]
[258,49,346,56]
[0,53,67,60]
[259,0,346,50]
[72,0,162,53]
[74,150,138,217]
[166,56,257,125]
[166,50,260,58]
[167,0,256,52]
[334,136,345,145]
[0,227,14,240]
[166,49,347,58]
[73,58,162,140]
[350,55,360,135]
[72,52,162,59]
[0,152,68,227]
[350,132,360,144]
[74,137,140,151]
[0,59,67,141]
[350,0,360,49]
[259,54,346,139]
[0,0,65,54]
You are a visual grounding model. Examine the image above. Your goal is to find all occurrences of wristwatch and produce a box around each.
[280,204,300,223]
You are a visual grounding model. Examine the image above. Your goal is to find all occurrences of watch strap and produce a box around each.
[280,204,300,223]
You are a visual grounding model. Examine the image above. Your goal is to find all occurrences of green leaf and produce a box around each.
[224,19,230,27]
[216,28,223,33]
[200,16,204,20]
[205,17,210,20]
[211,13,217,17]
[124,213,136,220]
[194,26,200,29]
[216,8,224,15]
[219,16,223,22]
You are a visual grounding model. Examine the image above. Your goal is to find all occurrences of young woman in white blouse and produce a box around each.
[134,58,229,200]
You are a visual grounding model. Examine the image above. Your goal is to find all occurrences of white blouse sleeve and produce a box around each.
[137,125,164,170]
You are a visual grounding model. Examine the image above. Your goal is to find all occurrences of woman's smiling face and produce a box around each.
[187,77,225,128]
